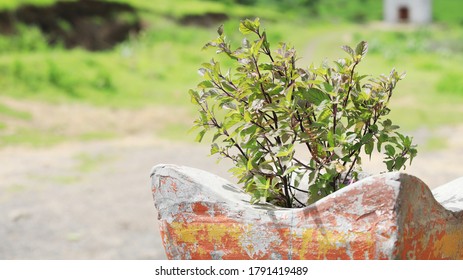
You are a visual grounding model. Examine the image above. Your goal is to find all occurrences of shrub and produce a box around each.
[190,18,417,208]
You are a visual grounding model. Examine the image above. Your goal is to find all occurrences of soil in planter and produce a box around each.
[0,0,142,51]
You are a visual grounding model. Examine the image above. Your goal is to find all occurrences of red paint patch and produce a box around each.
[192,202,210,215]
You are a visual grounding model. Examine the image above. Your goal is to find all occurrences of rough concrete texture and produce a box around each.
[150,164,463,260]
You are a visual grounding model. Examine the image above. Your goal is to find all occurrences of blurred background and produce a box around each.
[1,0,463,259]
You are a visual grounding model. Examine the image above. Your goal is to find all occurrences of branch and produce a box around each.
[342,60,360,108]
[293,158,314,171]
[210,117,249,161]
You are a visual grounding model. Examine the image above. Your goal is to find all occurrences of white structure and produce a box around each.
[384,0,432,24]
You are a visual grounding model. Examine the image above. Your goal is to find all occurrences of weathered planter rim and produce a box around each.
[150,163,462,213]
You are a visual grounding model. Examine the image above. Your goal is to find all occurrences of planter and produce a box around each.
[150,164,463,260]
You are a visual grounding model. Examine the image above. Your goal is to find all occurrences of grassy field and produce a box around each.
[1,0,463,147]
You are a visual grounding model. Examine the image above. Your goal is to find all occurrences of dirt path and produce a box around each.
[0,97,233,259]
[0,135,233,259]
[1,99,463,259]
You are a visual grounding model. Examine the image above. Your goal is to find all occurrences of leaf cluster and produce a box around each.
[190,18,417,208]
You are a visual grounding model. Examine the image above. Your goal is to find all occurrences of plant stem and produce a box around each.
[342,60,359,108]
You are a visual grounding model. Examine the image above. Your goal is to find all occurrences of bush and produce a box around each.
[190,18,417,208]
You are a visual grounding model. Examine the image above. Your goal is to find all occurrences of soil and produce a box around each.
[0,0,141,51]
[0,0,230,50]
[1,98,462,259]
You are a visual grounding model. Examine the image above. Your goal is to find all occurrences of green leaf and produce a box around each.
[210,143,220,155]
[364,141,374,156]
[212,131,222,142]
[376,138,383,153]
[358,91,370,101]
[217,25,224,36]
[252,36,265,56]
[383,119,392,128]
[198,68,207,77]
[246,157,254,171]
[195,129,206,142]
[327,130,335,147]
[189,89,200,104]
[384,159,395,171]
[394,157,407,170]
[213,61,221,78]
[385,144,395,156]
[404,136,412,147]
[239,18,259,34]
[320,82,334,93]
[264,178,271,190]
[285,84,295,103]
[341,45,355,58]
[262,31,270,49]
[361,133,374,144]
[355,41,368,58]
[345,133,357,144]
[302,88,329,105]
[223,112,242,130]
[354,121,364,133]
[276,145,294,157]
[244,111,252,122]
[318,108,331,121]
[260,63,273,70]
[259,163,275,174]
[253,174,267,187]
[333,147,344,158]
[197,80,213,89]
[282,165,299,177]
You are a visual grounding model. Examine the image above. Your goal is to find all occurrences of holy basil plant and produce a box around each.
[190,18,417,208]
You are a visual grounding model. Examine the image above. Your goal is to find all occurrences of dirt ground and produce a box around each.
[0,134,235,259]
[1,98,463,259]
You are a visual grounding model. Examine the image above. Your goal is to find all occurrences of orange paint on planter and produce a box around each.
[163,221,382,259]
[151,165,463,260]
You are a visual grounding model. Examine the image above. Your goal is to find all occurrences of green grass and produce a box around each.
[436,72,463,97]
[6,184,27,193]
[49,175,80,184]
[434,0,463,25]
[78,132,117,142]
[28,174,81,185]
[0,103,32,120]
[75,153,116,173]
[423,136,448,151]
[1,0,463,147]
[0,128,120,147]
[0,129,68,147]
[0,0,55,9]
[0,26,216,107]
[1,0,462,25]
[316,0,382,22]
[157,122,195,142]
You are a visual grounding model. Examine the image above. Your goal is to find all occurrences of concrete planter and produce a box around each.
[150,164,463,260]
